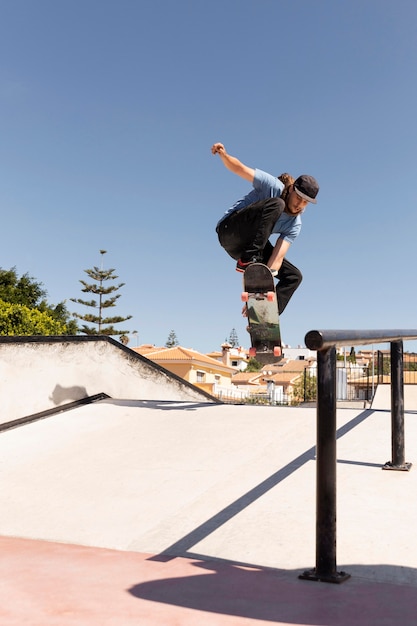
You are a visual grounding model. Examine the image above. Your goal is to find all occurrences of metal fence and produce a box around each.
[214,351,417,406]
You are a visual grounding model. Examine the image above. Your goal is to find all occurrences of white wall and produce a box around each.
[0,337,216,424]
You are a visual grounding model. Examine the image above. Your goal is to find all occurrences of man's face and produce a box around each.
[286,187,309,215]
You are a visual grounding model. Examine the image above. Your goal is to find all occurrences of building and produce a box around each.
[207,342,249,371]
[231,357,316,404]
[132,345,236,397]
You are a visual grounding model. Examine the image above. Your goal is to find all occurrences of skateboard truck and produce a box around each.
[242,291,275,303]
[248,345,282,358]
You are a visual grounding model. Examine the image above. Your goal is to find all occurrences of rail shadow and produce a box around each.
[149,409,374,561]
[128,559,417,625]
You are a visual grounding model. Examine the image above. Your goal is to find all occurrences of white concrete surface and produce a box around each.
[1,400,417,586]
[0,337,214,424]
[371,383,417,410]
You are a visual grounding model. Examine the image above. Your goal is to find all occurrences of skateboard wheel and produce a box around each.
[241,292,249,302]
[267,291,275,302]
[249,347,257,357]
[273,346,282,357]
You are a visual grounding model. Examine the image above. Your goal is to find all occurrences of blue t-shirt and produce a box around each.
[217,168,301,244]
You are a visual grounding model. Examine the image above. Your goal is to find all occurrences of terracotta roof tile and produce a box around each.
[133,345,235,371]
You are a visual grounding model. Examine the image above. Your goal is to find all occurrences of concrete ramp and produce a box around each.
[1,401,417,585]
[1,401,417,624]
[371,384,417,410]
[0,336,216,425]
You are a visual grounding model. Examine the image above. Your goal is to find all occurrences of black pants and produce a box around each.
[216,197,285,262]
[216,197,302,314]
[262,241,302,315]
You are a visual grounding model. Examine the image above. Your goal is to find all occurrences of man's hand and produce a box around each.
[211,142,254,183]
[211,142,226,156]
[267,238,291,273]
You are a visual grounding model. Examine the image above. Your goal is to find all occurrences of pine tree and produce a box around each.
[165,329,179,348]
[71,250,132,336]
[348,347,357,364]
[228,328,239,347]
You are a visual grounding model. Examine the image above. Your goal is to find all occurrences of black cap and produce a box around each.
[294,175,319,204]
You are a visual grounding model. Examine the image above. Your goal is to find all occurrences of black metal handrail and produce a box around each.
[300,329,417,584]
[305,329,417,350]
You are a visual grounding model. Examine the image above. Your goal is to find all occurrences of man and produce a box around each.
[212,142,319,314]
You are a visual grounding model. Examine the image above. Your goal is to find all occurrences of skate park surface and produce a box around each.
[1,338,417,625]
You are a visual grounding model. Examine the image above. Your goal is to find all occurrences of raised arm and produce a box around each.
[211,143,255,183]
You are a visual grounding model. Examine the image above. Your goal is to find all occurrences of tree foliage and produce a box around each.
[71,250,132,336]
[228,328,239,348]
[245,357,262,372]
[0,267,77,335]
[372,353,390,376]
[0,300,67,335]
[0,267,45,307]
[165,329,179,348]
[291,372,317,405]
[348,347,356,363]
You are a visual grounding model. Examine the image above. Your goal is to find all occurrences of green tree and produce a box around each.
[165,329,179,348]
[372,352,390,376]
[0,267,77,334]
[71,250,132,336]
[348,347,356,364]
[245,357,262,372]
[291,372,317,405]
[228,328,239,347]
[0,300,67,335]
[0,267,44,306]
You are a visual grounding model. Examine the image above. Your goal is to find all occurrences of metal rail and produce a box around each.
[304,329,417,350]
[300,329,417,584]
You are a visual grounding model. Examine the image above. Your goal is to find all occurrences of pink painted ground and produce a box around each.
[1,536,416,626]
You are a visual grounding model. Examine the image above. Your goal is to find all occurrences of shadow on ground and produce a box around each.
[128,559,417,626]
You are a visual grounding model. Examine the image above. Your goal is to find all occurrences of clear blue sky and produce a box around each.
[1,0,417,352]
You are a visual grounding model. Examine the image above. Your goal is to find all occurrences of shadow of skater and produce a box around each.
[127,559,417,625]
[49,384,88,405]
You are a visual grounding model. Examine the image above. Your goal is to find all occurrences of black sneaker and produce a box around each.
[236,258,258,273]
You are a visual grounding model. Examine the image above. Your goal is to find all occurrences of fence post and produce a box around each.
[303,368,307,402]
[383,340,412,471]
[300,345,350,583]
[377,350,384,384]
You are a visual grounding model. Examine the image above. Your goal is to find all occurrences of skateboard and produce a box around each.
[241,263,282,363]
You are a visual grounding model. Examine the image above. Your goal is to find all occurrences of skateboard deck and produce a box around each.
[242,263,282,363]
